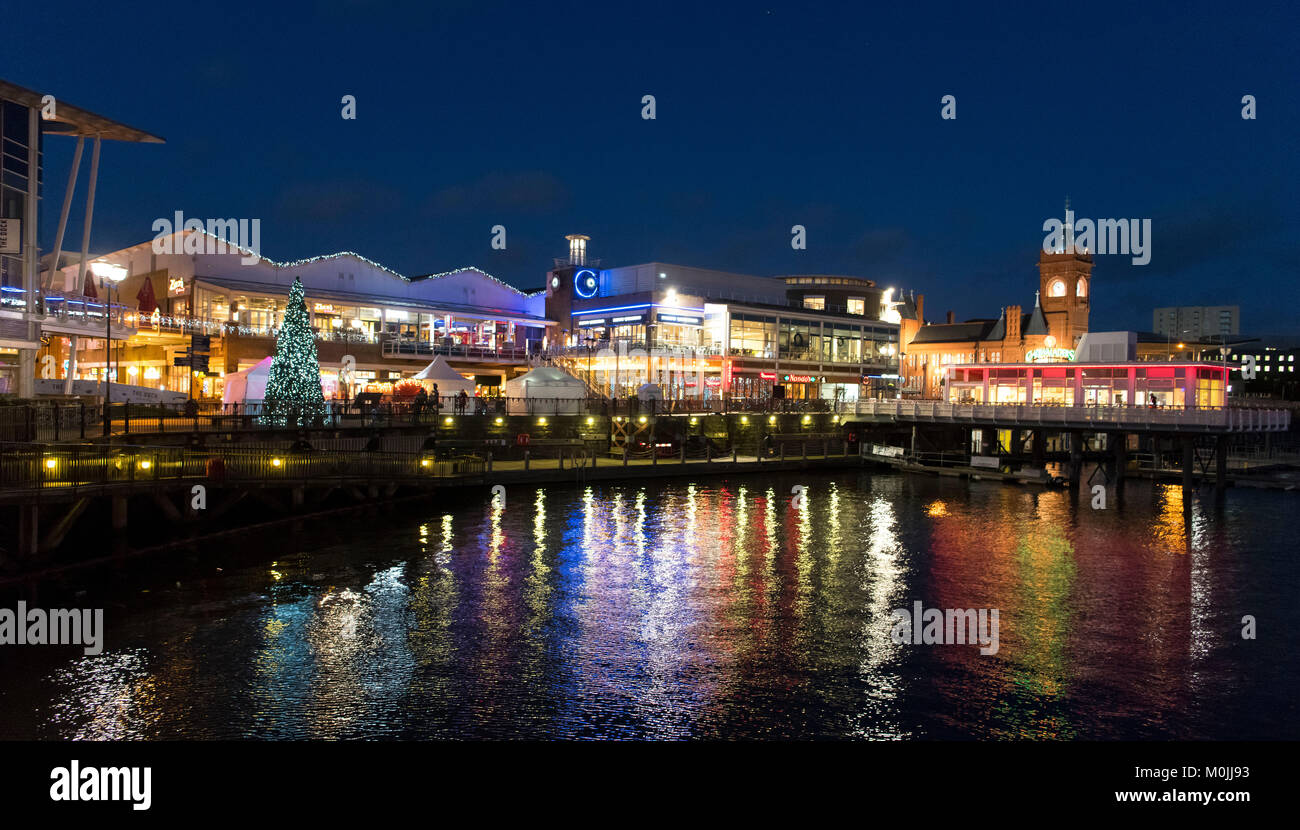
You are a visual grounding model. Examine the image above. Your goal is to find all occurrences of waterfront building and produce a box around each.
[899,246,1093,398]
[1154,304,1240,340]
[45,230,551,400]
[541,235,903,403]
[0,78,162,396]
[943,361,1228,408]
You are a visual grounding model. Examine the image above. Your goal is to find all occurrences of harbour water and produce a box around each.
[1,470,1295,740]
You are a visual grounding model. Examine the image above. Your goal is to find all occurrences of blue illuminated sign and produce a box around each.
[574,269,599,298]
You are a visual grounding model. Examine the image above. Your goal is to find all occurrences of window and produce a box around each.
[803,295,825,310]
[847,297,866,315]
[1076,279,1087,297]
[1048,279,1066,297]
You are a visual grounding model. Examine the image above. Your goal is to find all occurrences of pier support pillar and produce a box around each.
[18,504,38,560]
[1112,432,1127,490]
[1068,430,1082,488]
[1031,430,1045,467]
[111,496,128,531]
[291,486,305,510]
[1182,437,1195,498]
[1215,435,1229,494]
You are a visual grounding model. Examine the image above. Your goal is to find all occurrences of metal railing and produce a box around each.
[381,340,531,360]
[0,442,483,496]
[0,396,859,441]
[849,399,1293,432]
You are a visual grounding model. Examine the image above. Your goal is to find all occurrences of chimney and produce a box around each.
[1006,305,1021,341]
[565,234,590,266]
[946,310,955,324]
[915,293,924,324]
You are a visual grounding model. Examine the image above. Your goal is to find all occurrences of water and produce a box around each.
[2,471,1296,740]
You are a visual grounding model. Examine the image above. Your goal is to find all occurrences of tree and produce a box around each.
[263,276,325,425]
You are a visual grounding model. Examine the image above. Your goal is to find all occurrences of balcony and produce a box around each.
[381,338,531,362]
[19,294,136,339]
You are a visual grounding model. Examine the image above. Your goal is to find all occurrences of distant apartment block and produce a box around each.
[1153,305,1239,340]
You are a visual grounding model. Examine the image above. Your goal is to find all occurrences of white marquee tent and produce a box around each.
[222,356,273,404]
[412,357,475,397]
[503,366,588,414]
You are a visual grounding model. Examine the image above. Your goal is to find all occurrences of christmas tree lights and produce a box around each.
[263,277,326,426]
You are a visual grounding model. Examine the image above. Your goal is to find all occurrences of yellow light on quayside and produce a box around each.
[421,459,431,468]
[538,417,548,425]
[586,417,594,425]
[139,460,152,470]
[802,415,811,424]
[638,416,647,424]
[494,417,503,425]
[444,416,454,425]
[768,415,776,424]
[740,416,749,425]
[44,458,57,470]
[271,458,282,468]
[689,417,697,424]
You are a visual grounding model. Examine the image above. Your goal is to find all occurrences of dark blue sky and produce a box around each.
[8,0,1298,332]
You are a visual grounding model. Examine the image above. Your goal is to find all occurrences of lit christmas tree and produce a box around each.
[263,276,325,425]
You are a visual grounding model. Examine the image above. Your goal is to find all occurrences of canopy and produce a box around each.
[412,357,474,395]
[503,366,587,414]
[636,382,663,401]
[222,356,272,404]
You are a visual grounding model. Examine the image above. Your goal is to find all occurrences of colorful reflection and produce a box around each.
[13,472,1296,740]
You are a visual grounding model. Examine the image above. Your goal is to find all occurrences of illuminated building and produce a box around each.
[542,241,903,402]
[899,231,1093,398]
[943,362,1227,408]
[44,230,553,399]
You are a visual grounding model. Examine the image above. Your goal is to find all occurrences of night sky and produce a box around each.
[8,0,1298,333]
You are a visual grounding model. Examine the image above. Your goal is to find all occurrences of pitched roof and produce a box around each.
[984,309,1006,341]
[1024,301,1050,336]
[909,321,996,344]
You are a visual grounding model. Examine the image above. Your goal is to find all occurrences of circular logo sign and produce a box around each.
[574,269,599,298]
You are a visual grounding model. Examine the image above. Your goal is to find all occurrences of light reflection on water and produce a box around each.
[7,472,1298,740]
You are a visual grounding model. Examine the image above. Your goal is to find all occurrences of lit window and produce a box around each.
[1076,280,1087,297]
[847,297,865,315]
[803,296,825,310]
[1048,280,1066,297]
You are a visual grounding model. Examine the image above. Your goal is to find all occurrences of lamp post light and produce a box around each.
[92,261,128,437]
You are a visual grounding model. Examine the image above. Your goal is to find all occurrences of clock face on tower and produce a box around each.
[551,275,560,289]
[574,269,599,298]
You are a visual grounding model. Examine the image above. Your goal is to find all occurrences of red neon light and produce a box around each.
[759,372,777,380]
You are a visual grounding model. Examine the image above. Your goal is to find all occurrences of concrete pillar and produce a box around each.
[1068,430,1082,488]
[111,496,128,531]
[64,335,79,394]
[1112,431,1127,490]
[1182,437,1195,498]
[1215,434,1229,493]
[1031,430,1045,467]
[18,504,38,559]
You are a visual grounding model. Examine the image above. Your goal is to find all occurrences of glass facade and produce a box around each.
[1,100,39,299]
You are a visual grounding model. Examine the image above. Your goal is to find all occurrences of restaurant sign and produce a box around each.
[1025,347,1076,363]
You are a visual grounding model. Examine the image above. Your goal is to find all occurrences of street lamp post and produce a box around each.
[93,261,128,437]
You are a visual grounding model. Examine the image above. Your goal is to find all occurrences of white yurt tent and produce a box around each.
[504,366,588,414]
[412,357,475,399]
[223,356,273,404]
